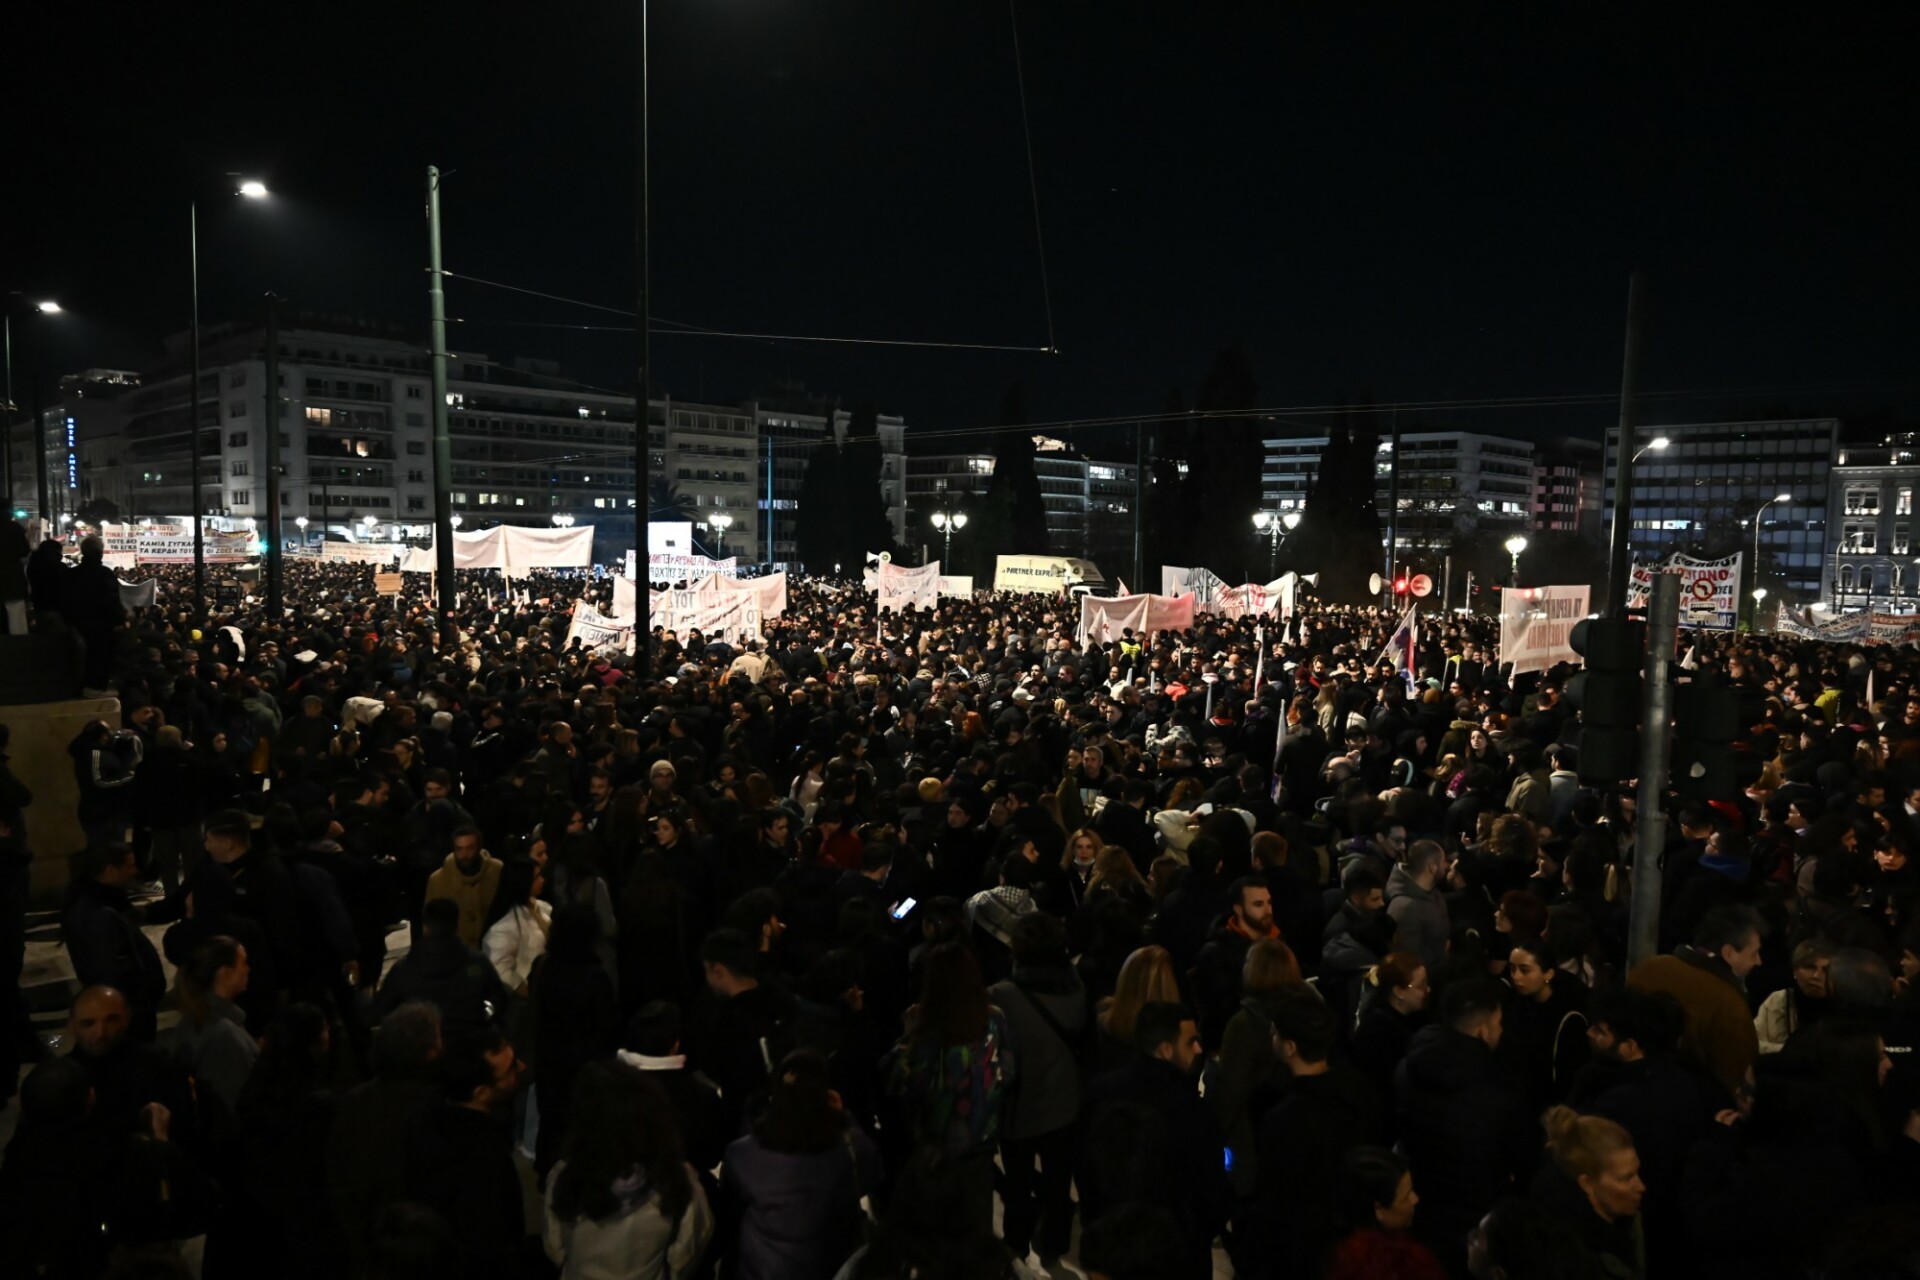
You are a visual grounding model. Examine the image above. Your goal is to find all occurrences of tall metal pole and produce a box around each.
[262,293,283,620]
[1133,420,1146,588]
[189,202,207,611]
[29,328,47,529]
[1628,570,1678,967]
[634,0,650,577]
[428,166,456,623]
[1442,554,1452,616]
[1384,414,1400,608]
[1606,271,1647,617]
[2,314,12,513]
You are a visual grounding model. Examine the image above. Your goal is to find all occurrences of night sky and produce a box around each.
[9,3,1917,449]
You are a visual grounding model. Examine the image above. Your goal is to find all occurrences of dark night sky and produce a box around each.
[9,2,1918,449]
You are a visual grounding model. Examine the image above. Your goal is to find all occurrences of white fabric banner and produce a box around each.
[320,542,403,564]
[1077,592,1195,646]
[700,571,788,619]
[565,603,633,655]
[1628,553,1742,630]
[938,575,974,598]
[1160,565,1230,609]
[649,553,739,581]
[403,525,593,576]
[100,523,252,565]
[118,578,159,609]
[1500,585,1592,675]
[610,574,638,625]
[649,587,763,643]
[994,555,1103,593]
[648,522,694,556]
[876,560,941,612]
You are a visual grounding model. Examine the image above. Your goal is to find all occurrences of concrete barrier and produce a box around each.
[1,695,119,907]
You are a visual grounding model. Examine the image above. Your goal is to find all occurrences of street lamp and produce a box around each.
[930,510,968,564]
[708,511,732,556]
[2,295,64,530]
[294,515,308,551]
[450,513,463,529]
[1505,534,1528,586]
[1252,510,1295,577]
[1748,492,1791,627]
[552,513,576,529]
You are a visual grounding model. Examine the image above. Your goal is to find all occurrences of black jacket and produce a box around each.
[61,879,165,1014]
[1394,1024,1537,1268]
[404,1101,535,1280]
[1081,1055,1229,1280]
[1244,1066,1387,1280]
[370,931,510,1043]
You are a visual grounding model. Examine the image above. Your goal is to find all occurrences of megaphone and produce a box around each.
[1301,573,1320,588]
[865,551,881,566]
[879,551,892,564]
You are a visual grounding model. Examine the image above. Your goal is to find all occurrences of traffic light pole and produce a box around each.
[1628,570,1678,968]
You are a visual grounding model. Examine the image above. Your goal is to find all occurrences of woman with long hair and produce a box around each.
[791,751,829,821]
[483,856,553,996]
[1092,944,1182,1072]
[160,933,257,1112]
[883,943,1011,1236]
[1214,937,1310,1196]
[1350,952,1430,1105]
[721,1050,884,1280]
[533,904,622,1178]
[544,1061,714,1279]
[1059,828,1101,911]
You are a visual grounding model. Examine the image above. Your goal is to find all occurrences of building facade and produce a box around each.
[903,438,1137,566]
[43,319,906,564]
[1602,418,1838,600]
[1531,436,1604,537]
[1825,432,1920,612]
[1260,429,1538,551]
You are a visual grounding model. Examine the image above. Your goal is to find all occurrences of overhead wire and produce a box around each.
[1007,0,1057,354]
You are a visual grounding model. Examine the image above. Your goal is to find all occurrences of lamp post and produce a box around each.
[552,513,576,528]
[708,511,732,557]
[3,298,63,530]
[1252,511,1285,578]
[1505,534,1529,587]
[450,513,463,530]
[294,515,308,552]
[1608,434,1669,584]
[1747,491,1791,628]
[930,510,967,565]
[188,177,270,613]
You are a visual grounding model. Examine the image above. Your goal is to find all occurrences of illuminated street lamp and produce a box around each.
[708,511,732,556]
[1505,534,1529,586]
[1252,509,1297,576]
[930,510,968,563]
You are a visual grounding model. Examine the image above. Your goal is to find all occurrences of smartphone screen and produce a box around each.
[889,897,917,920]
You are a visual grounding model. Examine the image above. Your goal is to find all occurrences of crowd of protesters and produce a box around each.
[2,527,1919,1280]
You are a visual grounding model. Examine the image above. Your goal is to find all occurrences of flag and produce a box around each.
[1253,624,1265,691]
[1376,605,1419,693]
[1115,577,1130,595]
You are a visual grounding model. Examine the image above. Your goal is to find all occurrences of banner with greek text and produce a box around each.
[648,553,739,581]
[1160,565,1230,609]
[1077,592,1195,646]
[1628,553,1741,630]
[876,560,941,612]
[938,575,974,598]
[648,588,763,644]
[565,603,633,655]
[1501,585,1592,674]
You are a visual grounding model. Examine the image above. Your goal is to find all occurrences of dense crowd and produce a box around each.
[3,529,1920,1280]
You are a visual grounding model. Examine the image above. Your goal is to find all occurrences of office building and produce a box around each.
[753,392,908,564]
[1261,429,1537,551]
[1602,419,1838,600]
[903,437,1138,565]
[1826,430,1920,611]
[1531,436,1604,537]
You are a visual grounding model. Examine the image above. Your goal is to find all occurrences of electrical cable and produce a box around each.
[1007,0,1057,354]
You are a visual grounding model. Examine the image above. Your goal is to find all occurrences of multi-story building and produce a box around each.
[1825,431,1920,611]
[1260,429,1536,551]
[5,370,141,526]
[903,437,1137,565]
[51,317,911,564]
[1601,419,1838,600]
[1531,436,1604,538]
[751,391,907,564]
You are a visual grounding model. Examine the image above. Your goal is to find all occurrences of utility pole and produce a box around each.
[189,203,207,610]
[262,294,283,620]
[1627,571,1678,967]
[29,342,47,528]
[1133,419,1146,588]
[1384,413,1400,607]
[634,1,651,584]
[428,166,457,623]
[1606,271,1646,617]
[1,315,11,509]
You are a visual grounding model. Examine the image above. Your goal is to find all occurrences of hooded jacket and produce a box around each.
[1385,863,1450,969]
[1394,1024,1536,1261]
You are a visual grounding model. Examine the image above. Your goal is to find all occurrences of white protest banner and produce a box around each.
[876,560,941,612]
[118,578,159,610]
[652,590,762,644]
[373,572,404,597]
[1077,592,1195,646]
[101,523,253,565]
[1500,585,1592,675]
[938,575,974,598]
[648,522,694,556]
[1213,581,1285,619]
[1160,565,1230,609]
[698,571,788,620]
[565,603,633,655]
[1628,553,1741,630]
[320,541,402,565]
[649,553,738,581]
[995,554,1103,594]
[611,574,638,624]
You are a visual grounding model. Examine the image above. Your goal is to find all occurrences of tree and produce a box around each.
[75,497,121,526]
[1145,388,1193,573]
[988,386,1049,554]
[1185,345,1263,577]
[794,433,842,573]
[1286,408,1383,603]
[836,402,897,570]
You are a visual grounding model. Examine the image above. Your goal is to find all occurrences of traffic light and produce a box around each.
[1671,673,1738,801]
[1571,617,1645,786]
[1393,577,1409,596]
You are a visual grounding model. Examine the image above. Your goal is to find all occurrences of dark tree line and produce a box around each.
[794,403,895,574]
